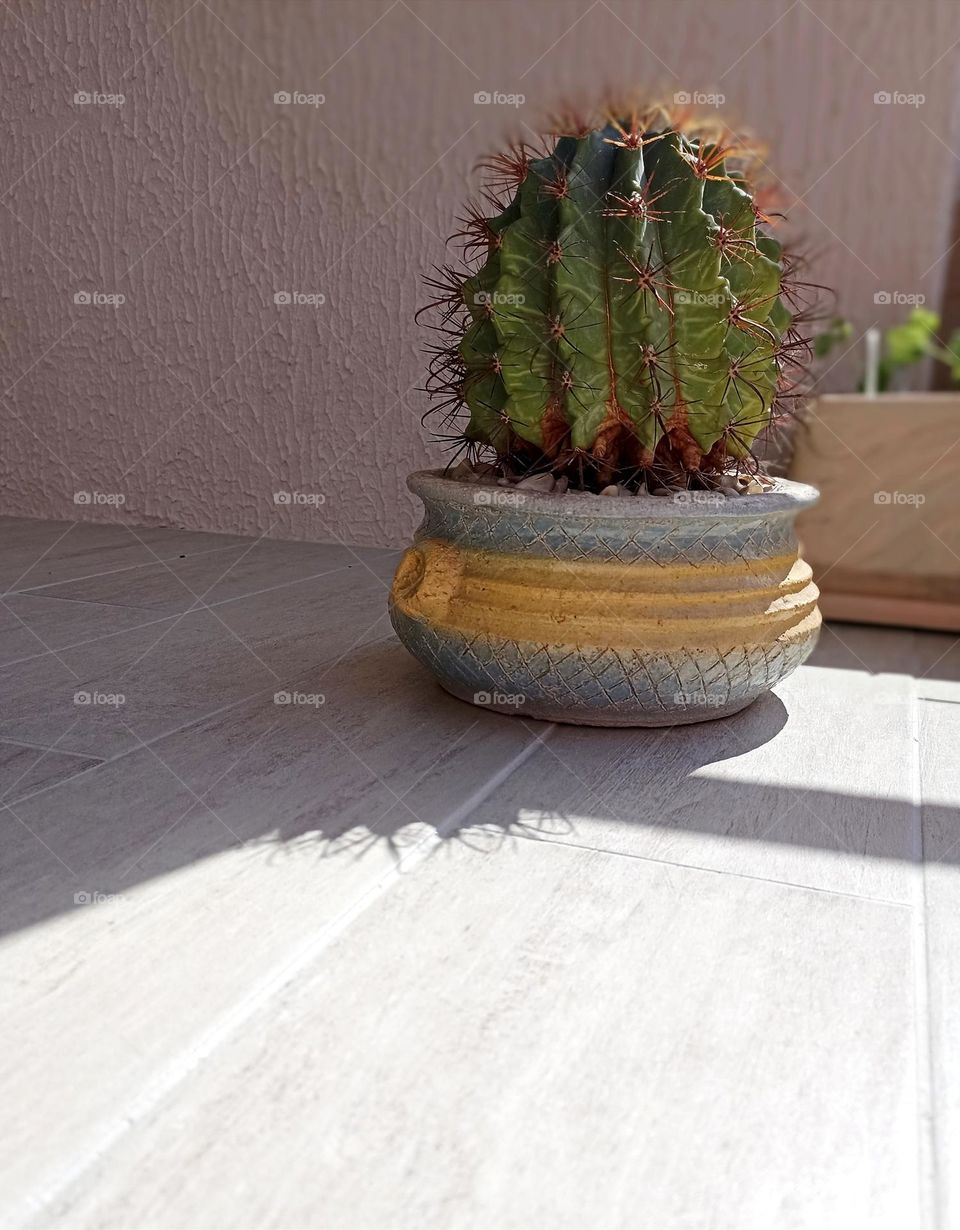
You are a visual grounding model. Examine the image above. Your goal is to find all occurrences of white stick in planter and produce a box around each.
[864,326,881,398]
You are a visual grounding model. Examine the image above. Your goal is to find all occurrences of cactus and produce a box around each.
[421,106,813,490]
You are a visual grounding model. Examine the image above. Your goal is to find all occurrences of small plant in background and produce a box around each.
[874,308,960,390]
[815,307,960,392]
[813,315,853,359]
[419,102,818,492]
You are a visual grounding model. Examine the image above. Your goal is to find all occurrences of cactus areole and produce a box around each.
[421,110,812,490]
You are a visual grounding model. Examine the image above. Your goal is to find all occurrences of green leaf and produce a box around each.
[885,307,940,369]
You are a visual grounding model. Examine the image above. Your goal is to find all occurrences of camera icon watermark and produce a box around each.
[474,290,525,307]
[473,489,526,508]
[873,291,925,306]
[874,490,926,507]
[874,90,925,108]
[274,90,325,107]
[73,890,128,906]
[74,490,126,506]
[273,490,325,507]
[673,90,725,108]
[473,689,525,708]
[274,290,325,307]
[73,90,125,107]
[74,689,125,707]
[74,290,125,307]
[673,690,725,708]
[473,90,525,108]
[273,690,325,707]
[672,490,725,506]
[674,290,725,307]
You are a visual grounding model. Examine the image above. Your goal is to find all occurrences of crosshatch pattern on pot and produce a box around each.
[390,608,812,724]
[415,500,798,565]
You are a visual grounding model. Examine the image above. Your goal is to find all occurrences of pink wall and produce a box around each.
[1,0,957,547]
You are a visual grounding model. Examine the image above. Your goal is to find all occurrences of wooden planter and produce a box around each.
[789,393,960,632]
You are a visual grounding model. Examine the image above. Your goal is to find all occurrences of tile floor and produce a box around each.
[1,514,959,1230]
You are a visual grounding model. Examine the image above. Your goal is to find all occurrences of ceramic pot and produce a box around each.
[389,471,821,726]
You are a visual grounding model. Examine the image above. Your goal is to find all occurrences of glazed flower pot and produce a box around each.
[389,471,821,726]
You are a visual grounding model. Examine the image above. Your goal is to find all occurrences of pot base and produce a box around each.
[437,679,759,727]
[391,605,818,729]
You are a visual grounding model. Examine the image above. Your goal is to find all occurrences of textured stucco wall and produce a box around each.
[1,0,958,547]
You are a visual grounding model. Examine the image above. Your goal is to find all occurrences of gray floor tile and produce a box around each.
[458,659,917,900]
[919,699,960,1230]
[20,840,918,1230]
[0,566,395,761]
[17,538,399,614]
[0,740,100,800]
[0,522,937,1230]
[0,595,167,668]
[0,645,545,1221]
[0,517,251,594]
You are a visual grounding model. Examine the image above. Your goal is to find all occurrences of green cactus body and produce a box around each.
[453,120,792,482]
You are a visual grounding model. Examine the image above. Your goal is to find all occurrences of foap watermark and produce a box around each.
[274,690,325,707]
[73,90,125,107]
[672,490,725,507]
[473,489,526,508]
[474,90,525,108]
[473,689,525,708]
[474,290,525,307]
[874,490,926,507]
[874,90,925,108]
[274,290,325,307]
[74,689,125,707]
[674,90,725,108]
[874,291,925,306]
[675,290,726,307]
[274,90,325,107]
[74,490,126,506]
[73,890,129,907]
[273,490,326,507]
[74,290,124,307]
[674,690,725,709]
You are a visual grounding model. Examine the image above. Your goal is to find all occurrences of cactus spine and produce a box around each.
[423,108,810,490]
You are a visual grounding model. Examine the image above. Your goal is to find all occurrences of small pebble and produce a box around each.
[516,472,556,492]
[742,479,765,494]
[554,475,569,494]
[599,484,625,497]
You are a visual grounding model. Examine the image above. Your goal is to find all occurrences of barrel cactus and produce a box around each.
[421,106,812,490]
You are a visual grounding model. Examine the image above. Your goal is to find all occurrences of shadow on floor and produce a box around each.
[3,629,956,940]
[809,620,960,679]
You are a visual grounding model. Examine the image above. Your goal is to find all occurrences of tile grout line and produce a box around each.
[3,632,399,808]
[1,539,249,594]
[3,531,399,599]
[503,827,915,909]
[11,722,555,1229]
[0,737,102,763]
[3,593,174,612]
[911,681,942,1230]
[0,560,394,674]
[0,611,193,672]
